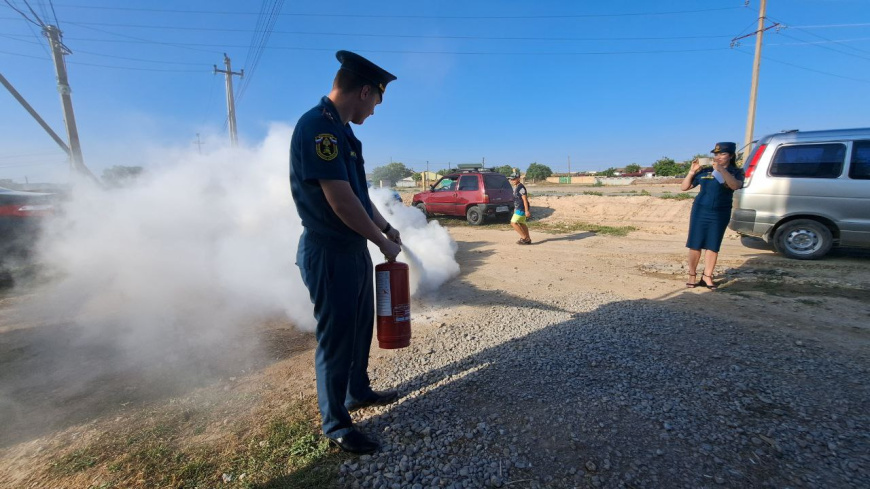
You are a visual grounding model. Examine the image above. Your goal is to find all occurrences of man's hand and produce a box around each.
[385,227,402,245]
[379,238,401,262]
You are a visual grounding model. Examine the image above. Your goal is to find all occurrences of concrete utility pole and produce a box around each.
[743,0,768,160]
[214,54,243,146]
[44,25,95,180]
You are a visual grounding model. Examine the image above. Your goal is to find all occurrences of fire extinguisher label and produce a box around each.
[376,270,392,316]
[393,304,411,323]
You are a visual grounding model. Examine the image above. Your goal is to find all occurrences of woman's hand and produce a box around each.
[689,159,701,174]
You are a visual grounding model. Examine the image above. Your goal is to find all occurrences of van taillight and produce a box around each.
[744,143,767,180]
[484,193,490,203]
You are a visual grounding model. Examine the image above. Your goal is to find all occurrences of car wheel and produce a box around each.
[466,206,484,226]
[773,219,833,260]
[415,202,428,217]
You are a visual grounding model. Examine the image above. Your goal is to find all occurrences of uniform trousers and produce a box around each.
[297,229,376,438]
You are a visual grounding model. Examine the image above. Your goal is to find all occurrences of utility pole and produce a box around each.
[567,155,571,183]
[742,0,768,161]
[44,25,95,180]
[194,133,204,154]
[425,160,429,188]
[214,54,243,146]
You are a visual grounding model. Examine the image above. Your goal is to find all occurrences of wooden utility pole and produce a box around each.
[44,25,96,180]
[214,54,243,146]
[743,0,768,160]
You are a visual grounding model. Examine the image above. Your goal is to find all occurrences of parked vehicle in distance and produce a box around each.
[0,187,56,269]
[412,167,514,225]
[729,128,870,259]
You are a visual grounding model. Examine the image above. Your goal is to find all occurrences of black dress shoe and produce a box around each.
[346,390,400,412]
[329,429,379,454]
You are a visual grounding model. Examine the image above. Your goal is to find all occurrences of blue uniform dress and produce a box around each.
[290,96,379,439]
[686,165,745,253]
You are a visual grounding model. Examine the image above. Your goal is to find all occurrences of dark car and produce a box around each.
[0,187,55,267]
[412,168,514,225]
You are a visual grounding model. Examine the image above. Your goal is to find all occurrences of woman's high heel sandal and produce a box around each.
[701,274,718,290]
[686,273,698,288]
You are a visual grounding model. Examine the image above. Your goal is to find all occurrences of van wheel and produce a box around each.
[466,206,484,226]
[773,219,833,260]
[415,202,428,217]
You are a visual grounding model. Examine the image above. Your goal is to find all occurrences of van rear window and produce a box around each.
[769,143,846,179]
[849,140,870,180]
[483,174,511,190]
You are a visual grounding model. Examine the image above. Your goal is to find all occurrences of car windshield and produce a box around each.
[434,177,457,191]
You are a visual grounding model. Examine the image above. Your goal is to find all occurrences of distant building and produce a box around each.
[395,176,416,188]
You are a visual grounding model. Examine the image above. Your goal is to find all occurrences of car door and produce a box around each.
[454,175,480,216]
[841,140,870,246]
[426,175,458,214]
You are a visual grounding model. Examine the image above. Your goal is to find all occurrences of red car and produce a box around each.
[0,187,56,268]
[412,169,514,225]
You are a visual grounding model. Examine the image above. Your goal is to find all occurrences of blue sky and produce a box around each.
[2,0,870,182]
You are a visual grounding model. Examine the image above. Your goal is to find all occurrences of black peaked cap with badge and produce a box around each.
[711,142,737,154]
[336,50,397,95]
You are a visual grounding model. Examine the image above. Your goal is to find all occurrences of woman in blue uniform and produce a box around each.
[681,142,745,289]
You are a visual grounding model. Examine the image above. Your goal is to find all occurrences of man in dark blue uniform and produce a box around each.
[290,50,402,454]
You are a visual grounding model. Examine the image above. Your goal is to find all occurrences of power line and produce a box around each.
[47,0,59,28]
[0,150,62,159]
[47,4,745,20]
[0,36,735,56]
[789,23,870,29]
[734,47,870,84]
[0,48,207,71]
[775,30,870,62]
[2,0,42,27]
[65,21,222,54]
[19,0,46,27]
[0,161,63,169]
[237,0,284,105]
[4,19,737,42]
[768,37,870,47]
[749,6,870,57]
[0,48,47,59]
[71,48,213,66]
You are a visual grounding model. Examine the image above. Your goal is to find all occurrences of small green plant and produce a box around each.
[51,449,98,474]
[529,220,636,236]
[592,181,604,187]
[582,191,603,196]
[638,189,651,196]
[659,192,694,200]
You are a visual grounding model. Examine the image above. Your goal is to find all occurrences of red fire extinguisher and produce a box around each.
[375,260,411,349]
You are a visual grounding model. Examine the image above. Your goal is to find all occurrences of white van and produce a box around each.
[729,128,870,259]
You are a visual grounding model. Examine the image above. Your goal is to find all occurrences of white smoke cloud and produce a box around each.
[27,124,458,357]
[368,188,459,296]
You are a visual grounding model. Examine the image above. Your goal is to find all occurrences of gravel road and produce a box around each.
[338,230,870,489]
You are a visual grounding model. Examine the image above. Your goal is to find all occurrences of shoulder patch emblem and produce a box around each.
[315,133,339,161]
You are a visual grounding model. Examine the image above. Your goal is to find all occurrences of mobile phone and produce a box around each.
[696,157,712,166]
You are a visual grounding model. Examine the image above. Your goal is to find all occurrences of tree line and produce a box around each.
[371,154,704,186]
